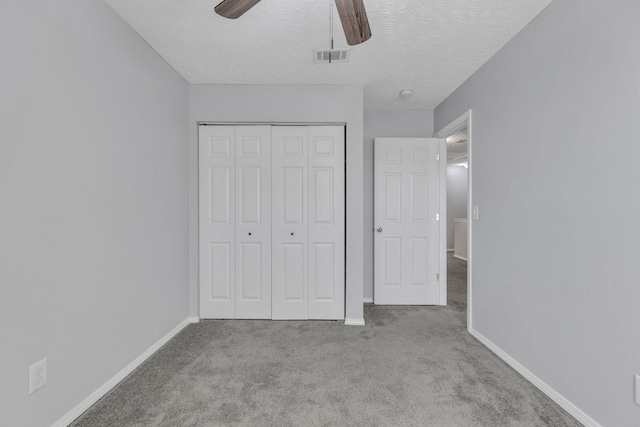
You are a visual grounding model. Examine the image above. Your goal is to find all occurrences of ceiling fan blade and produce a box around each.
[334,0,372,46]
[214,0,262,19]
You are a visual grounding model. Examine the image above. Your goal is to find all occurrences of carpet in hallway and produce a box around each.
[447,252,467,308]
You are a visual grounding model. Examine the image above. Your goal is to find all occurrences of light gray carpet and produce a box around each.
[447,252,467,308]
[71,257,579,426]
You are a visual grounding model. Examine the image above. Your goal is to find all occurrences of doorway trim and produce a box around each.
[439,138,447,306]
[434,110,473,332]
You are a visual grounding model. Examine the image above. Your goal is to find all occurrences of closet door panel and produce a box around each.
[308,126,345,320]
[238,242,262,299]
[310,242,335,300]
[201,124,345,321]
[238,167,262,223]
[235,126,272,319]
[199,126,236,319]
[283,243,305,300]
[272,127,308,320]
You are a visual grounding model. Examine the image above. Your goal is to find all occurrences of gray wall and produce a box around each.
[0,1,189,426]
[363,110,434,300]
[446,165,468,250]
[435,0,640,425]
[188,85,365,322]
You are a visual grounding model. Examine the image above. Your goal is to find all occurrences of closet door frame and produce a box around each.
[198,122,347,320]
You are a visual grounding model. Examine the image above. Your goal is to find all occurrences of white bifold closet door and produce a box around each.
[199,126,272,319]
[199,125,344,320]
[271,126,345,320]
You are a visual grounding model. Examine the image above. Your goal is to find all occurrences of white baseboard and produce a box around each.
[52,318,193,427]
[469,328,600,427]
[453,254,468,261]
[363,297,374,304]
[344,318,366,326]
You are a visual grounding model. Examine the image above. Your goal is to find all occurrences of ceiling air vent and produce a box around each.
[314,49,350,64]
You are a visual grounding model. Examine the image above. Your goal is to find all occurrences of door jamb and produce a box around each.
[438,138,447,306]
[434,110,473,332]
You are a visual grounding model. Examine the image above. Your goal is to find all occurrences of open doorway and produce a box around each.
[435,110,473,331]
[445,127,468,308]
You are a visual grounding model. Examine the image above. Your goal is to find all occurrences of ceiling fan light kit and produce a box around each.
[214,0,371,46]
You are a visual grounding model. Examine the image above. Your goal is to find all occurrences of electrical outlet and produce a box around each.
[28,359,47,395]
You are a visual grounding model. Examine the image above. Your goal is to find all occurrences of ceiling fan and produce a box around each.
[214,0,372,46]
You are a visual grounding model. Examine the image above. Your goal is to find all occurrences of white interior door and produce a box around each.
[272,126,345,320]
[307,126,345,319]
[235,126,272,318]
[374,138,440,305]
[199,125,236,318]
[199,125,271,319]
[271,126,309,319]
[200,124,344,320]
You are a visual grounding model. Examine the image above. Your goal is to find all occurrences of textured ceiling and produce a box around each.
[104,0,553,110]
[447,127,468,164]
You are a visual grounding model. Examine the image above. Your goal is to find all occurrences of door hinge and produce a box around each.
[437,273,440,281]
[436,153,440,161]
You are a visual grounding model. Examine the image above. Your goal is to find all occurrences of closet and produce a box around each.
[199,125,345,320]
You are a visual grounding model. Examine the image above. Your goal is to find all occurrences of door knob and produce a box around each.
[376,227,383,233]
